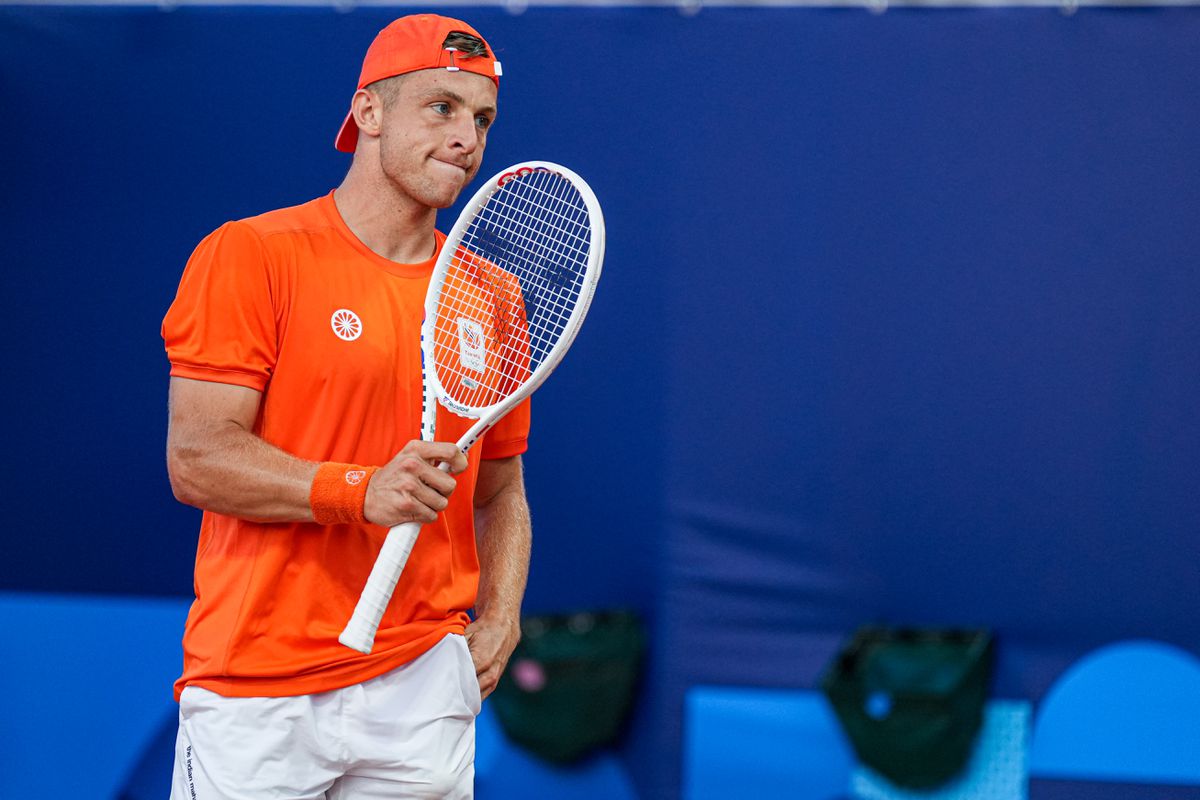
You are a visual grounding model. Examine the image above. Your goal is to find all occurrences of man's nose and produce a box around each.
[447,116,480,153]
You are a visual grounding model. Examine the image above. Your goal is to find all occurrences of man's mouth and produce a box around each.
[432,158,470,176]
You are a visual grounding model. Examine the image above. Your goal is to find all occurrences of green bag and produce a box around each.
[490,610,644,764]
[820,627,995,789]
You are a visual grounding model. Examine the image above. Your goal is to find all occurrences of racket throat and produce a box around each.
[420,391,438,442]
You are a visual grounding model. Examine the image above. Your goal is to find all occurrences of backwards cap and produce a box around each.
[334,14,502,153]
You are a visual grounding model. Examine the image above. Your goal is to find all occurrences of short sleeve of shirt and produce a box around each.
[480,397,531,460]
[162,221,279,391]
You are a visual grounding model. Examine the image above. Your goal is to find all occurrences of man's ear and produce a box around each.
[351,89,384,143]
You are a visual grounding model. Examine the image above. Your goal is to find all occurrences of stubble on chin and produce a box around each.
[429,165,479,209]
[379,165,462,211]
[423,177,465,210]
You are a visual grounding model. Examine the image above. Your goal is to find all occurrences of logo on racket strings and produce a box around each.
[474,225,512,265]
[331,309,362,341]
[457,318,487,373]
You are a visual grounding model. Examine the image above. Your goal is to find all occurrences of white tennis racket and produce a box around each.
[339,160,605,654]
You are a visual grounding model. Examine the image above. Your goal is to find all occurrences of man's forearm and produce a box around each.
[473,485,532,622]
[468,476,532,698]
[167,378,469,527]
[169,421,320,522]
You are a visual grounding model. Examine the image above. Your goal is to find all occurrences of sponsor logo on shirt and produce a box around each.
[331,309,363,341]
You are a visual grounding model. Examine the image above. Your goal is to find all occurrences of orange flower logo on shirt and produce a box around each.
[331,309,363,341]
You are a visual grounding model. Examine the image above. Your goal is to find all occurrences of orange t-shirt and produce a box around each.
[161,192,530,700]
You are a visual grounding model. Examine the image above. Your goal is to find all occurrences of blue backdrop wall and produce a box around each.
[2,7,1198,799]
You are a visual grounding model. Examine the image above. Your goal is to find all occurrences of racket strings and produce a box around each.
[433,169,593,411]
[479,173,590,344]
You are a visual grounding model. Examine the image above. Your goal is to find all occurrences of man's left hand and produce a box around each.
[465,613,522,700]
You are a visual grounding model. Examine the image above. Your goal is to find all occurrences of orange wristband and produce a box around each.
[310,462,378,525]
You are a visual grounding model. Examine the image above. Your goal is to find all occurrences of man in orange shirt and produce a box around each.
[162,15,528,798]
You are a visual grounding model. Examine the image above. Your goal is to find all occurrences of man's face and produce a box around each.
[375,68,498,210]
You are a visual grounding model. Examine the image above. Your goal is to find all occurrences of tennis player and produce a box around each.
[161,15,529,799]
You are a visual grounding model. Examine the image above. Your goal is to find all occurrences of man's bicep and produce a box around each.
[474,455,525,508]
[168,376,263,439]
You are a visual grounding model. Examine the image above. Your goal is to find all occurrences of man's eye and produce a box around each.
[475,116,492,130]
[432,103,451,115]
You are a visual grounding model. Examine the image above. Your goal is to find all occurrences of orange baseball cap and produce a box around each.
[334,14,502,153]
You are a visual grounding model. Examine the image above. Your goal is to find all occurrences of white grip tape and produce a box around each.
[338,521,421,654]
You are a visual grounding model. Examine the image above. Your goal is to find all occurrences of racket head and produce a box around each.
[423,161,605,422]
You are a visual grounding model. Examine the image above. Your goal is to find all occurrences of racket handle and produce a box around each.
[339,521,422,654]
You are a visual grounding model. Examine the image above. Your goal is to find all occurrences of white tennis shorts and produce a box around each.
[171,633,481,800]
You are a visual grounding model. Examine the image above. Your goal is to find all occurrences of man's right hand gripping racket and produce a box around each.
[339,161,605,655]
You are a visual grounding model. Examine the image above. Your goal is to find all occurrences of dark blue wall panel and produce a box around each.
[649,9,1200,798]
[2,7,1198,799]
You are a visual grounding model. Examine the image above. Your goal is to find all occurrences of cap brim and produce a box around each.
[334,111,357,153]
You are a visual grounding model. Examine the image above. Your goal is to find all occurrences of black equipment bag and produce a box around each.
[820,626,995,789]
[490,610,644,764]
